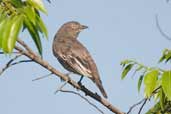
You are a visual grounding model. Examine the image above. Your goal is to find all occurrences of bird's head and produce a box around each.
[58,21,88,38]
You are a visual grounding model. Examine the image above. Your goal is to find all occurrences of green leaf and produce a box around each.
[153,91,160,102]
[120,59,132,67]
[24,18,42,55]
[23,5,37,25]
[1,16,14,53]
[145,102,161,114]
[35,14,48,38]
[144,70,158,98]
[121,64,134,79]
[27,0,47,14]
[136,65,143,72]
[162,71,171,101]
[159,49,171,63]
[159,54,165,63]
[0,18,7,49]
[159,88,165,111]
[0,10,7,22]
[6,15,23,52]
[11,0,23,7]
[138,75,143,92]
[159,49,168,63]
[165,54,171,63]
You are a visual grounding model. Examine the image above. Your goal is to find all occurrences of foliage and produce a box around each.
[121,49,171,114]
[0,0,48,55]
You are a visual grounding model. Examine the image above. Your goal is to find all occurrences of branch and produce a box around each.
[32,73,53,81]
[54,81,104,114]
[0,54,22,75]
[11,60,33,65]
[54,80,68,94]
[0,51,20,54]
[60,89,105,114]
[127,98,146,114]
[156,14,171,41]
[0,56,33,75]
[138,99,147,114]
[14,39,125,114]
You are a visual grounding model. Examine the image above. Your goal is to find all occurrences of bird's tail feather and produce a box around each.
[96,80,108,98]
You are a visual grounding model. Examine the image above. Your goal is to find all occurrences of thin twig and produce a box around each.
[156,14,171,41]
[127,98,146,114]
[54,81,68,94]
[138,99,147,114]
[11,60,33,66]
[32,73,53,81]
[0,52,20,54]
[0,59,33,75]
[0,54,22,75]
[60,89,105,114]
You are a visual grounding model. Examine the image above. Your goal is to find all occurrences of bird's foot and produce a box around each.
[77,80,82,86]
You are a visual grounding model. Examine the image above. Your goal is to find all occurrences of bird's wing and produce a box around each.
[59,40,108,98]
[60,41,97,79]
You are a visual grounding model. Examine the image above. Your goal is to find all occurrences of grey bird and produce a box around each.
[52,21,107,98]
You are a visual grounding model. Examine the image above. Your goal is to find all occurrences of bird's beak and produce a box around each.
[81,25,88,29]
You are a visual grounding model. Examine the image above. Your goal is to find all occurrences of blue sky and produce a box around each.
[0,0,171,114]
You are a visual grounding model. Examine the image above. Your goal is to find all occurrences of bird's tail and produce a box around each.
[96,80,108,98]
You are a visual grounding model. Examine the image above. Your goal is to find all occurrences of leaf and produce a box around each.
[145,102,161,114]
[1,16,14,53]
[35,14,48,38]
[0,18,7,49]
[159,54,165,63]
[144,70,158,98]
[153,91,159,102]
[6,15,23,53]
[0,10,7,22]
[159,49,171,63]
[27,0,47,14]
[162,71,171,101]
[165,54,171,63]
[24,18,42,55]
[159,88,165,111]
[159,49,168,63]
[120,59,132,67]
[23,5,37,25]
[138,75,143,92]
[11,0,23,7]
[136,65,143,72]
[121,64,134,79]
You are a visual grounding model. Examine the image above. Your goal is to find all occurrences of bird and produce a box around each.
[52,21,108,98]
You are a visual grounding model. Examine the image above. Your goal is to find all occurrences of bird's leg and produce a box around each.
[78,76,84,85]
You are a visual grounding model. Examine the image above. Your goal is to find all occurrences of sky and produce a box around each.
[0,0,171,114]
